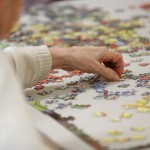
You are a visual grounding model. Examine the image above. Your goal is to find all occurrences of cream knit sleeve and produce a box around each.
[3,45,52,88]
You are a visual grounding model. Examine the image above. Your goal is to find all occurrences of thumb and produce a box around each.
[98,64,120,81]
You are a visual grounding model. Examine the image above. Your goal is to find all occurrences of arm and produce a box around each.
[0,52,48,150]
[3,45,124,89]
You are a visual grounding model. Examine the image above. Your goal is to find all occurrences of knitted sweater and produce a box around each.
[0,45,52,150]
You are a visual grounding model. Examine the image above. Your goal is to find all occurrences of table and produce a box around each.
[1,0,150,149]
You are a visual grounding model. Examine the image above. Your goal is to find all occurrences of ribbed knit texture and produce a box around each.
[3,45,52,88]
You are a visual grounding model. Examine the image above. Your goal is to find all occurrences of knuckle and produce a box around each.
[116,53,122,59]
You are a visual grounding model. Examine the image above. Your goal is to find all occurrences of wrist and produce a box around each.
[49,47,72,69]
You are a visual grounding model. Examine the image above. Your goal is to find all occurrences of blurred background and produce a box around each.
[24,0,66,9]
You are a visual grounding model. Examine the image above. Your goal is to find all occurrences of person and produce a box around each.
[0,0,124,150]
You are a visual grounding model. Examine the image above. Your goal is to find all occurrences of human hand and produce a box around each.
[49,46,124,81]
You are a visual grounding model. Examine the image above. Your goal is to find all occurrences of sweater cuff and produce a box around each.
[3,45,52,88]
[32,45,52,81]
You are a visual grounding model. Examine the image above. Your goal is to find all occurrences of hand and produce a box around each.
[49,46,124,81]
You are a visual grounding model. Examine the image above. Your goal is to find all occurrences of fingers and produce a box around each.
[68,46,124,80]
[99,49,124,77]
[113,60,124,77]
[94,62,120,81]
[111,52,124,77]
